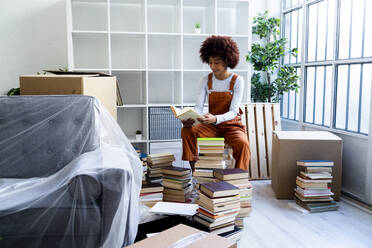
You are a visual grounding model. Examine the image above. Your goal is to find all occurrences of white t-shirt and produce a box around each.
[194,73,244,124]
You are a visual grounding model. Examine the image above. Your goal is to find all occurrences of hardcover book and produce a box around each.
[200,181,239,198]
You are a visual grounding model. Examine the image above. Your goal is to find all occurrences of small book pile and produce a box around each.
[193,138,227,185]
[295,160,339,213]
[161,166,192,203]
[146,153,175,184]
[214,168,252,227]
[194,181,240,235]
[140,183,164,208]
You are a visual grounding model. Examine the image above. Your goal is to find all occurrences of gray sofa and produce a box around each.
[0,95,138,247]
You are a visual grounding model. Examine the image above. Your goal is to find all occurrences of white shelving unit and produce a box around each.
[66,0,251,166]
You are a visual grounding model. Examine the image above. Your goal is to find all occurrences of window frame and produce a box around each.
[280,0,372,137]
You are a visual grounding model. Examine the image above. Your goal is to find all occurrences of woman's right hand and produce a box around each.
[182,118,195,128]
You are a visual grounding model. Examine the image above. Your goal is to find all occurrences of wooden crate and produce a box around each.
[245,103,281,180]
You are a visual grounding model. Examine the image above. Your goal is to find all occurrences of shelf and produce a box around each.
[72,33,109,69]
[183,0,215,34]
[114,71,146,105]
[71,0,107,31]
[72,30,108,34]
[149,139,182,143]
[217,0,249,36]
[183,33,214,37]
[111,33,146,69]
[110,0,145,32]
[148,71,182,105]
[148,32,182,37]
[112,69,146,72]
[148,69,182,72]
[110,31,146,35]
[183,36,209,70]
[148,0,181,33]
[117,104,147,108]
[118,108,147,140]
[148,36,181,70]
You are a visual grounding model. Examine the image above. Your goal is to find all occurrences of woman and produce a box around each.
[181,35,250,171]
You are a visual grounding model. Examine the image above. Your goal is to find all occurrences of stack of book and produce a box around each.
[194,181,240,235]
[193,138,227,185]
[214,168,252,227]
[140,183,164,208]
[161,166,192,203]
[146,153,175,184]
[295,160,339,213]
[134,146,148,185]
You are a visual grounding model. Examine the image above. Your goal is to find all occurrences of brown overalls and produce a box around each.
[181,73,251,170]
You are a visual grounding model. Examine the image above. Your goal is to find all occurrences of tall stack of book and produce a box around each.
[146,153,175,184]
[295,160,339,213]
[193,138,227,185]
[140,183,164,208]
[214,168,252,227]
[161,166,192,203]
[194,181,240,235]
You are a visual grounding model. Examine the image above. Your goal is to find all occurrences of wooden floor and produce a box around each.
[238,180,372,248]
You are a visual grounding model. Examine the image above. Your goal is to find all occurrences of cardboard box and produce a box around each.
[127,224,237,248]
[20,74,117,119]
[272,131,343,200]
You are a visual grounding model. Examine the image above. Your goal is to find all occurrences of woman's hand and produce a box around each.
[199,113,217,124]
[182,118,195,128]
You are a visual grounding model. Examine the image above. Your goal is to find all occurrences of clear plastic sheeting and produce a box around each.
[0,95,142,248]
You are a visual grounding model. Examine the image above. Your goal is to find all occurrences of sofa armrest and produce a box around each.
[68,174,102,205]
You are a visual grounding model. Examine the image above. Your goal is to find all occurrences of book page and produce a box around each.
[149,202,198,216]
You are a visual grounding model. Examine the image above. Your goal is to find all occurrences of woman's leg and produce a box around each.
[221,125,251,170]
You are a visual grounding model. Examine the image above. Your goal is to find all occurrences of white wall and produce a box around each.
[0,0,68,95]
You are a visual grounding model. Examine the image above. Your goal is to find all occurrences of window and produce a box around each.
[281,0,372,135]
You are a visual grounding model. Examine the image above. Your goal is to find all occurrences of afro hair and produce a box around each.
[199,35,240,69]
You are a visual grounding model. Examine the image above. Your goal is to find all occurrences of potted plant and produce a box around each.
[246,11,299,103]
[135,130,142,140]
[194,23,201,34]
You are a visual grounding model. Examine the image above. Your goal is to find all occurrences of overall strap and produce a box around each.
[229,74,238,91]
[207,73,213,90]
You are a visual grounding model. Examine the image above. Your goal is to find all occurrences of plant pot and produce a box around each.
[135,134,142,140]
[194,28,201,34]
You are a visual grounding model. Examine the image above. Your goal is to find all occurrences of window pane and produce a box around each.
[289,90,296,119]
[314,66,325,125]
[282,92,289,118]
[350,0,364,58]
[339,0,352,59]
[335,65,348,129]
[284,13,291,64]
[364,0,372,57]
[360,64,372,134]
[290,10,298,64]
[326,0,336,60]
[324,66,333,127]
[298,9,303,63]
[305,67,315,123]
[316,0,327,61]
[347,64,361,131]
[307,4,317,61]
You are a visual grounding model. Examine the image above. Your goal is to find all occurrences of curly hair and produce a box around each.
[199,35,240,69]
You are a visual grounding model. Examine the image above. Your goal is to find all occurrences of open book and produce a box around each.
[170,106,204,126]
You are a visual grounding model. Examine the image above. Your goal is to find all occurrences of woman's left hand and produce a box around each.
[200,113,217,124]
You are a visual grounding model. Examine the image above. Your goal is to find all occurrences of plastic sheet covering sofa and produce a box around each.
[0,95,142,248]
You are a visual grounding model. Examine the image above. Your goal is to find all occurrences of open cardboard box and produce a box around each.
[128,224,237,248]
[20,72,117,120]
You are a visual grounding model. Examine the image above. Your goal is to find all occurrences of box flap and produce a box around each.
[44,70,112,77]
[273,131,342,141]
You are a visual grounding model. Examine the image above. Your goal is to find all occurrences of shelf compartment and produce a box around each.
[149,107,182,140]
[114,71,146,105]
[183,36,209,70]
[183,0,215,34]
[111,33,146,70]
[233,71,249,103]
[72,33,109,69]
[217,0,249,36]
[148,71,182,104]
[110,0,145,32]
[183,71,209,103]
[232,37,249,70]
[148,0,181,33]
[148,36,181,69]
[117,107,148,140]
[150,141,183,167]
[71,0,108,31]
